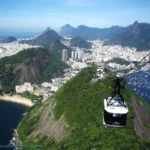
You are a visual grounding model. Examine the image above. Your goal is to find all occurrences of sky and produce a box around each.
[0,0,150,36]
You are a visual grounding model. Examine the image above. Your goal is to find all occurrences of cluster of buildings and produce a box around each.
[107,63,132,71]
[15,82,34,93]
[0,41,39,58]
[91,67,108,83]
[89,40,150,63]
[64,40,150,71]
[1,37,149,103]
[61,39,150,79]
[71,50,84,60]
[62,47,85,62]
[15,68,81,101]
[68,60,88,70]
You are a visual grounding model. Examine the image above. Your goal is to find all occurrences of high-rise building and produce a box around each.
[62,49,68,62]
[72,50,84,60]
[77,51,84,59]
[71,51,75,59]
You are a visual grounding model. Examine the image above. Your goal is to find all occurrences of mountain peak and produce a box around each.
[34,27,51,38]
[77,25,87,28]
[45,27,51,32]
[63,24,72,27]
[66,24,71,26]
[132,21,140,38]
[133,21,139,27]
[21,29,63,48]
[60,24,75,36]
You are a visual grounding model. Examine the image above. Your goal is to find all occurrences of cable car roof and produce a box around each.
[104,98,128,114]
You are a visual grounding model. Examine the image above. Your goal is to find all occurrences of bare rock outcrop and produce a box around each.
[20,51,50,83]
[29,99,69,142]
[132,95,150,139]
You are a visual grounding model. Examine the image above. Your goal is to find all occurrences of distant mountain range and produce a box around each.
[21,28,92,49]
[60,21,150,50]
[0,36,17,43]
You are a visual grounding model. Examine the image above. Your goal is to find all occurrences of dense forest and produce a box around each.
[17,67,150,150]
[70,36,92,49]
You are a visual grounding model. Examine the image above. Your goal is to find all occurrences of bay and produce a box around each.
[125,69,150,104]
[0,100,27,149]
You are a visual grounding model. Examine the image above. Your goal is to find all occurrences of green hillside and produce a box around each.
[17,67,150,149]
[20,29,72,60]
[0,47,68,93]
[0,36,17,43]
[20,30,63,49]
[49,40,71,60]
[106,58,130,65]
[70,36,92,49]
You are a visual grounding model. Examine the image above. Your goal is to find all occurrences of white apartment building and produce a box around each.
[15,82,33,93]
[62,49,68,62]
[71,50,84,60]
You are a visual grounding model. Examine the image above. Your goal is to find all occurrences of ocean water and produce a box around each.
[0,100,27,149]
[0,32,34,39]
[125,69,150,104]
[0,36,5,40]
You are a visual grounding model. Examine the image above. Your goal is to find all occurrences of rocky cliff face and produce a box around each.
[132,21,140,38]
[0,47,68,92]
[28,98,69,142]
[19,51,51,83]
[60,24,75,37]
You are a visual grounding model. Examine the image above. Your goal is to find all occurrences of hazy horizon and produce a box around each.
[1,20,150,38]
[0,0,150,36]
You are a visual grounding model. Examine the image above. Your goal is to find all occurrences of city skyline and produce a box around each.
[0,0,150,36]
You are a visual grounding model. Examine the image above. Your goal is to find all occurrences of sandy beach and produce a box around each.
[0,95,34,107]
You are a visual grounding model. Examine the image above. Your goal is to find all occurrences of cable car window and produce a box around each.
[113,113,122,117]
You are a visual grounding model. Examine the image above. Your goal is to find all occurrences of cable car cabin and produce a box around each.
[103,97,128,127]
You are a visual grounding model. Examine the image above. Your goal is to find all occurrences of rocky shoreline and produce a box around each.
[9,129,22,150]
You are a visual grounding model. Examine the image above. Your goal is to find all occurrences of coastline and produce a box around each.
[0,95,34,107]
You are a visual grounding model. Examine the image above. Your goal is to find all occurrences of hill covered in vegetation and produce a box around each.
[17,67,150,149]
[49,40,71,60]
[106,58,130,65]
[20,29,72,60]
[0,36,17,43]
[0,47,68,93]
[70,36,92,49]
[20,30,63,49]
